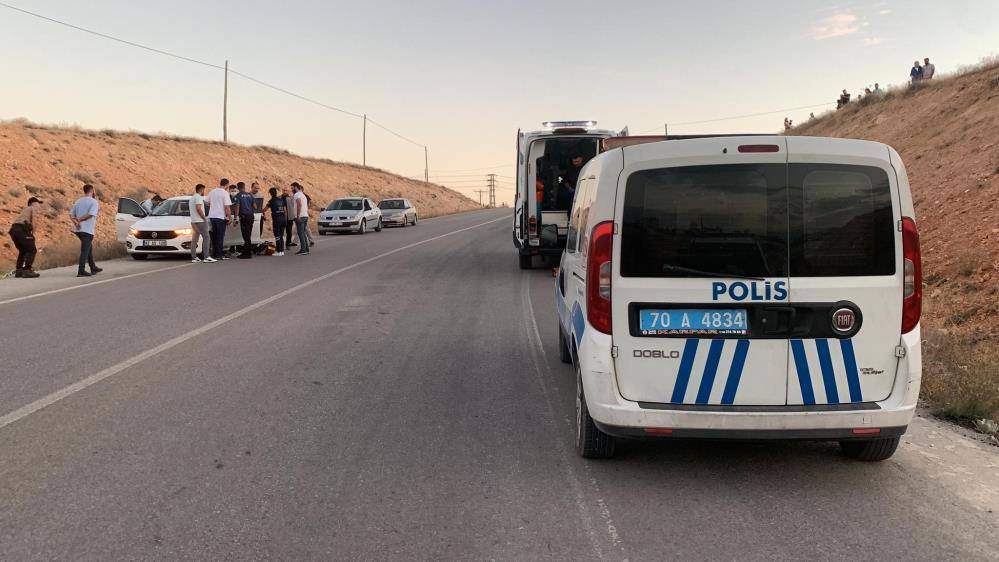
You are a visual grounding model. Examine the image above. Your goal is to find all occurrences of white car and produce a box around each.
[115,195,264,259]
[557,135,921,461]
[318,197,382,235]
[377,198,418,227]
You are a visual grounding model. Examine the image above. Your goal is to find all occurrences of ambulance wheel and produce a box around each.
[558,326,572,364]
[518,253,532,270]
[839,437,900,461]
[575,361,615,459]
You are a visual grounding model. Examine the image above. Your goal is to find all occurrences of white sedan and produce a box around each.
[115,196,264,259]
[318,197,383,235]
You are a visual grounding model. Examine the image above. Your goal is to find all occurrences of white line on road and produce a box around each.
[0,215,508,432]
[0,263,192,307]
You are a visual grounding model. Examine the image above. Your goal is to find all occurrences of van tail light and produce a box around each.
[528,216,537,235]
[901,217,921,334]
[587,221,614,334]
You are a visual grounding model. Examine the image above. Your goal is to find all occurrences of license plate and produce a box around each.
[142,240,168,247]
[639,308,748,335]
[331,221,341,226]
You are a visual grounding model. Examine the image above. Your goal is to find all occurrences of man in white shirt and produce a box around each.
[69,183,103,277]
[922,57,935,80]
[206,178,233,260]
[292,182,310,255]
[189,183,216,263]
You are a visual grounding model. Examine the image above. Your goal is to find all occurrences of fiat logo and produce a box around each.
[151,232,158,239]
[832,307,856,334]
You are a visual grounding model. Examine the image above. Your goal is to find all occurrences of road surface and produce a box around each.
[1,209,996,560]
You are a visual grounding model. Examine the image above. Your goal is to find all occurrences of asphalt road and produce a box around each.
[0,208,996,561]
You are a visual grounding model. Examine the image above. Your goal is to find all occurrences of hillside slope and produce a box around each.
[0,120,477,268]
[790,61,999,340]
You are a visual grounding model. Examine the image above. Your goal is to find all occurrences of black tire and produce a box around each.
[839,437,900,461]
[558,325,572,364]
[131,253,149,260]
[357,220,366,235]
[412,215,417,225]
[374,219,382,232]
[518,253,533,270]
[575,361,616,459]
[400,216,407,227]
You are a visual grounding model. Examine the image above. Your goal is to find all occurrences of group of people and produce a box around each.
[191,178,313,262]
[910,57,936,83]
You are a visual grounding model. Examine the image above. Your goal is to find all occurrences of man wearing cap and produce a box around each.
[8,196,43,278]
[69,184,103,277]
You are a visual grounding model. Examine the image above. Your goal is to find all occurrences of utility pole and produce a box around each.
[222,60,229,143]
[362,114,367,166]
[424,146,429,183]
[474,189,487,206]
[664,123,668,136]
[487,174,497,208]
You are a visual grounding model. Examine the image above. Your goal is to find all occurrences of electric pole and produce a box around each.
[362,114,367,166]
[487,174,496,208]
[474,189,488,206]
[222,60,229,143]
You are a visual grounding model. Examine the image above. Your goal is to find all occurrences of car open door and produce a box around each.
[115,197,146,242]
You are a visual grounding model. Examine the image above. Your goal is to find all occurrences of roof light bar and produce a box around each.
[542,120,597,128]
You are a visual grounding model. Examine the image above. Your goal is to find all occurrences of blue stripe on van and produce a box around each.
[790,340,816,406]
[840,339,863,403]
[721,340,750,405]
[815,339,840,404]
[695,340,725,404]
[571,302,585,347]
[671,339,699,403]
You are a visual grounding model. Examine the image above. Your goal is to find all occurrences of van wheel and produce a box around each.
[575,361,615,459]
[839,437,900,461]
[357,220,366,235]
[558,326,572,364]
[519,254,532,270]
[131,253,149,260]
[374,219,382,232]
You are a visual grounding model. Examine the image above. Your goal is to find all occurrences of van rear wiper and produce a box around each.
[661,264,765,281]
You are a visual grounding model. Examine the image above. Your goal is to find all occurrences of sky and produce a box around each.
[2,0,998,204]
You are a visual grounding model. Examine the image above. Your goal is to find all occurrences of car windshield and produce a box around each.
[150,200,190,217]
[379,200,405,209]
[328,199,362,211]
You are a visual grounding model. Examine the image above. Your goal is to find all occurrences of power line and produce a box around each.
[638,102,835,133]
[228,69,362,119]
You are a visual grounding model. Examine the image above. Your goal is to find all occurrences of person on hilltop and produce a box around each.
[266,187,288,257]
[207,178,233,261]
[873,83,883,95]
[910,60,924,83]
[189,183,216,263]
[8,196,43,278]
[69,184,103,278]
[836,89,851,109]
[232,182,256,259]
[922,57,935,80]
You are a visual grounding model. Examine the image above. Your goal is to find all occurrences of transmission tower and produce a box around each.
[487,174,497,208]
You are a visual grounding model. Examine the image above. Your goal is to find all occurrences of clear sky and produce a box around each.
[2,0,997,203]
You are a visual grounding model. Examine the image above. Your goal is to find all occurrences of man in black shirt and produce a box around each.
[232,182,256,259]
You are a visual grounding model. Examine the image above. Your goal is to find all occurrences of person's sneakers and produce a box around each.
[191,257,202,263]
[296,251,310,256]
[21,269,39,278]
[274,252,285,257]
[203,257,218,263]
[221,255,231,260]
[77,271,92,277]
[14,269,23,278]
[288,242,298,247]
[91,267,103,274]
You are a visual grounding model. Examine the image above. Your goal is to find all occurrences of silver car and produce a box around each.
[318,197,383,235]
[378,198,418,227]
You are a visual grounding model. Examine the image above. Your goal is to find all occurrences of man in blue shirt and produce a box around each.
[910,60,924,83]
[69,184,103,277]
[233,182,257,259]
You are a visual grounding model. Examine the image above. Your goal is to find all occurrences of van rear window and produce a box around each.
[790,165,895,276]
[620,165,788,278]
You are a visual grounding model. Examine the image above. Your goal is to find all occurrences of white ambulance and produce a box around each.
[556,135,922,461]
[513,121,618,269]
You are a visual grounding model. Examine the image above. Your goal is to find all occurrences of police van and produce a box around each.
[513,121,618,269]
[556,135,922,461]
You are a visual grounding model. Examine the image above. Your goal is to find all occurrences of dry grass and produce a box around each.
[35,236,127,270]
[921,329,999,434]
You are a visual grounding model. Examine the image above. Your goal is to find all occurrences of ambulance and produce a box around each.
[556,135,922,461]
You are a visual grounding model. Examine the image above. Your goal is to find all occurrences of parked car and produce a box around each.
[378,198,418,227]
[318,197,382,235]
[115,196,264,259]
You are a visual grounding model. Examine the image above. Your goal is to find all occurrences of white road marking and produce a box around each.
[522,277,628,559]
[0,263,192,307]
[0,215,508,432]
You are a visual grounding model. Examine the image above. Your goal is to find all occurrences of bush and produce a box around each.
[922,329,999,427]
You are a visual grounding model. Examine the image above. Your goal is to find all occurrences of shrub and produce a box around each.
[71,171,95,184]
[922,329,999,427]
[9,187,23,198]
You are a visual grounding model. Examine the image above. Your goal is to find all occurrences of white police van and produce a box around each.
[556,135,922,461]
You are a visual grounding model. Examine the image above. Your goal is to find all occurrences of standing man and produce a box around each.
[922,57,935,80]
[910,60,924,83]
[9,196,42,278]
[69,184,103,277]
[207,178,233,260]
[233,182,256,259]
[292,182,310,256]
[282,186,297,248]
[266,187,288,256]
[189,183,215,263]
[873,83,883,95]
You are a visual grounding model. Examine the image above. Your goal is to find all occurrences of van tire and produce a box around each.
[519,254,532,270]
[576,362,615,459]
[839,437,900,461]
[558,326,572,364]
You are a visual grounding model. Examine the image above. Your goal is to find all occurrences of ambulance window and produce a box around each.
[620,164,788,278]
[790,165,895,276]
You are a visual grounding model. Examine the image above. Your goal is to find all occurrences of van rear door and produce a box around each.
[784,138,902,405]
[611,138,791,406]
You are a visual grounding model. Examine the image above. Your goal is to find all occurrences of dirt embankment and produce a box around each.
[791,59,999,430]
[0,120,478,268]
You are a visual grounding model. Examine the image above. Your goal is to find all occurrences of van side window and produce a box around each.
[789,164,895,276]
[577,180,593,255]
[566,180,584,253]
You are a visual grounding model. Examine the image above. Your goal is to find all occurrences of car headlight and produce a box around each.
[129,228,139,237]
[174,228,193,236]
